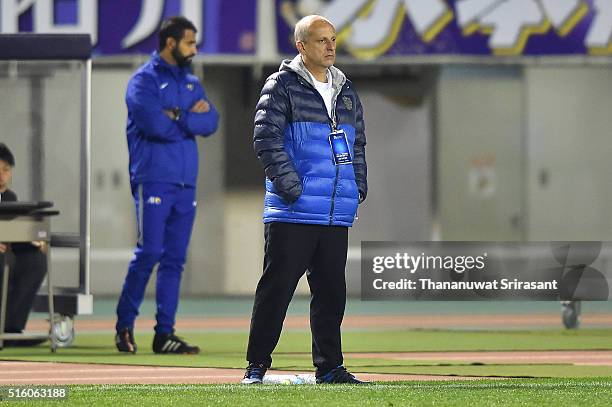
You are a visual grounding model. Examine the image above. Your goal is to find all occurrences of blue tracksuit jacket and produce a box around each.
[125,51,219,187]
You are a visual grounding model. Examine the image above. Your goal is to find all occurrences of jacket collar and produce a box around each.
[151,51,188,78]
[280,54,346,94]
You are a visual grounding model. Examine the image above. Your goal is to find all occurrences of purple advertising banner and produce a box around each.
[0,0,256,56]
[276,0,612,59]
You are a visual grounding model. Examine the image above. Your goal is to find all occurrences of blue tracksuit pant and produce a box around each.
[116,182,196,334]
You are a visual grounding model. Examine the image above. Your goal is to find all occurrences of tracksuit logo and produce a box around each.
[146,196,162,205]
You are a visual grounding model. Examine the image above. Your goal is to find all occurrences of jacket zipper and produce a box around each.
[328,94,340,225]
[176,73,186,186]
[329,160,340,225]
[299,78,344,225]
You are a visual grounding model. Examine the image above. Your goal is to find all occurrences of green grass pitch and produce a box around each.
[2,329,612,377]
[2,380,611,406]
[1,327,611,405]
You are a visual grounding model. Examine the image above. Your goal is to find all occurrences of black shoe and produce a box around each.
[241,362,267,384]
[152,333,200,354]
[316,366,368,384]
[115,327,137,353]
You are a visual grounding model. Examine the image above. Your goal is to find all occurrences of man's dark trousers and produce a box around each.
[0,246,47,332]
[246,222,348,374]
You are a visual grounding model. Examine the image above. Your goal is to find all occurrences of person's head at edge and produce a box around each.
[158,16,198,68]
[0,143,14,194]
[294,15,337,79]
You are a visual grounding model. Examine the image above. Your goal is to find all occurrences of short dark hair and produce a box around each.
[158,16,197,50]
[0,143,15,167]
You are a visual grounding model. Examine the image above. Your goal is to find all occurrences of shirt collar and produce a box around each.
[306,68,332,90]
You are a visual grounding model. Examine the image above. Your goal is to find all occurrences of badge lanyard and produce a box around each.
[328,96,352,165]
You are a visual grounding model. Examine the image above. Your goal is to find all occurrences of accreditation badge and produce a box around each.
[328,130,352,165]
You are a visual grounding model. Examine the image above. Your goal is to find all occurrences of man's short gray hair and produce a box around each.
[294,15,334,43]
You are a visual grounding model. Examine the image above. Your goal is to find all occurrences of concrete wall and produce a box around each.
[0,62,83,288]
[0,66,34,200]
[5,61,612,296]
[88,65,226,296]
[437,65,612,242]
[526,66,612,241]
[437,66,525,241]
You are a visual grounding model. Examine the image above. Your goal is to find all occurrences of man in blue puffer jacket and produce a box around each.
[242,15,368,384]
[115,16,218,355]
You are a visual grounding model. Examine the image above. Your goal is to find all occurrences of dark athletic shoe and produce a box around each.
[241,362,267,384]
[316,366,368,384]
[115,327,137,353]
[152,333,200,354]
